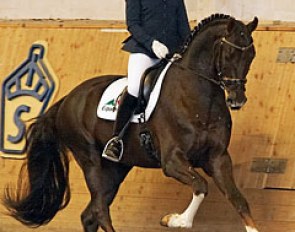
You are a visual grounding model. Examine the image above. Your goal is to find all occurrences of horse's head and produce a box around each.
[178,14,258,110]
[216,17,258,110]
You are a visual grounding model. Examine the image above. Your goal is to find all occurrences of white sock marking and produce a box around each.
[245,226,259,232]
[167,193,205,228]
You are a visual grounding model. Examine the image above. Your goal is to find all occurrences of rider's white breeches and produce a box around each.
[127,53,159,97]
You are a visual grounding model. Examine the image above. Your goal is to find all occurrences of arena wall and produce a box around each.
[0,20,294,232]
[0,0,294,22]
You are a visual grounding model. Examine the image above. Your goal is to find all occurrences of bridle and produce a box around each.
[221,37,253,52]
[170,36,254,90]
[214,37,254,89]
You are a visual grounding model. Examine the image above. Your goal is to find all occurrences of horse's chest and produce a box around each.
[193,120,231,150]
[187,126,230,167]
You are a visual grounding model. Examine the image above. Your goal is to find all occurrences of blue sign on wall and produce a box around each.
[0,42,58,158]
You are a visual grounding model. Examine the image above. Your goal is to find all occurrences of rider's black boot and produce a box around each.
[102,91,138,162]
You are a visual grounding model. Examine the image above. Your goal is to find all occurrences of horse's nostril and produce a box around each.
[231,106,241,110]
[226,96,247,110]
[226,97,233,103]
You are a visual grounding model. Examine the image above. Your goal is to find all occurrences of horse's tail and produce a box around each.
[3,98,71,227]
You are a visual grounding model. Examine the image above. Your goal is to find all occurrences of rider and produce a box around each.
[102,0,191,162]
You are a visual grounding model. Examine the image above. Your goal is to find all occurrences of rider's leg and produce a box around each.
[127,53,159,97]
[102,91,137,162]
[102,53,159,162]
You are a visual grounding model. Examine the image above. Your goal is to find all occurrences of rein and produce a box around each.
[197,73,224,88]
[171,61,225,89]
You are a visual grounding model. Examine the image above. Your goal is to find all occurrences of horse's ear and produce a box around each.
[247,17,258,33]
[227,18,236,33]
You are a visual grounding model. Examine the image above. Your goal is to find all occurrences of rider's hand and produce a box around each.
[152,40,169,59]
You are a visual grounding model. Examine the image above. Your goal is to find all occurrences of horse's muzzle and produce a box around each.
[226,97,247,110]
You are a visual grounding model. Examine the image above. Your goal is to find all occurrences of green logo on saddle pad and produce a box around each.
[102,99,117,112]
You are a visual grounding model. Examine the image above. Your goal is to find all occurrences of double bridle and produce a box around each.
[221,37,253,52]
[214,37,253,89]
[170,36,254,90]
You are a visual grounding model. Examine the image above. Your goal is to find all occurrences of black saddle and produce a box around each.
[137,59,168,113]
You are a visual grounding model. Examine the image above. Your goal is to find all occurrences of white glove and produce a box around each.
[152,40,169,59]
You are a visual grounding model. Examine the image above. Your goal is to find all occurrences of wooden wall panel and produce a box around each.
[0,25,130,104]
[0,21,295,231]
[229,30,295,189]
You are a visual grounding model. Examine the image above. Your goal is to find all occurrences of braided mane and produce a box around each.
[180,13,235,55]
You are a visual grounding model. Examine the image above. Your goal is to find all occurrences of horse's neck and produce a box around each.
[181,25,226,78]
[174,25,230,122]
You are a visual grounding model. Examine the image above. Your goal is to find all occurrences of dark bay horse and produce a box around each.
[4,14,259,232]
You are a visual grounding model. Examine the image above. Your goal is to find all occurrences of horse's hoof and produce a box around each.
[246,226,259,232]
[160,214,192,228]
[160,214,172,227]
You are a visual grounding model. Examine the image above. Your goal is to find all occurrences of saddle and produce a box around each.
[137,59,168,113]
[136,59,168,162]
[97,59,172,122]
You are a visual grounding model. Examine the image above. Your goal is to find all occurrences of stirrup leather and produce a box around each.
[102,136,124,162]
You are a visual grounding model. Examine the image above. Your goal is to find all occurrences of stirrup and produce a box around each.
[102,136,124,162]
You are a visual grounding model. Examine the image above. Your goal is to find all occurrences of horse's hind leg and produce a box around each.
[209,151,259,232]
[160,150,208,228]
[71,146,131,232]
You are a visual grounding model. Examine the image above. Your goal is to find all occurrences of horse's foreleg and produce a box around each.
[160,150,208,228]
[210,151,259,232]
[161,193,205,228]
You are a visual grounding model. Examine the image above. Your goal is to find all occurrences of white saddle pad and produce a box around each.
[97,62,172,123]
